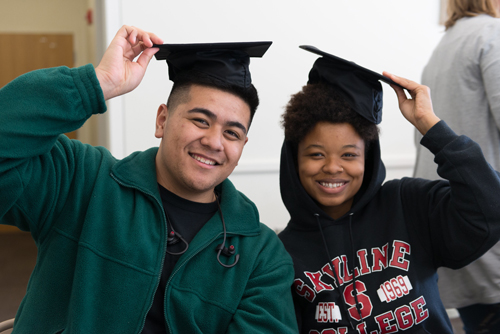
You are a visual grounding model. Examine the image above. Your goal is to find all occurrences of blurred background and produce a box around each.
[1,0,464,332]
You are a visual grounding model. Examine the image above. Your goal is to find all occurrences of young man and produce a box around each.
[0,26,298,333]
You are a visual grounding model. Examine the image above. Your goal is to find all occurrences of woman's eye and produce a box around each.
[309,152,323,158]
[343,153,357,158]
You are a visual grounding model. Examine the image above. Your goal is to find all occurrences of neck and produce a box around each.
[157,178,217,203]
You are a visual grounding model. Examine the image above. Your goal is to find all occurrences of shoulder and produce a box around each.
[252,223,295,271]
[456,14,500,29]
[218,178,260,226]
[462,15,500,46]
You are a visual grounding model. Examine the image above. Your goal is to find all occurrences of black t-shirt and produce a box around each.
[141,184,218,334]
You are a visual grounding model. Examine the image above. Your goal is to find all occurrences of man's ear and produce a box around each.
[155,104,168,139]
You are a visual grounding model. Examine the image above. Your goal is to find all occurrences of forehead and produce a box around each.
[301,122,364,148]
[178,84,251,126]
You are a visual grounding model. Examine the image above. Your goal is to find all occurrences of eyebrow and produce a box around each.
[304,144,362,150]
[188,108,248,134]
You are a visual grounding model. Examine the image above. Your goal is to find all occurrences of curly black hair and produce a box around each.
[282,82,379,150]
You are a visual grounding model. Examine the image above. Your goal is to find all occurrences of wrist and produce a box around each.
[416,114,441,136]
[94,67,114,100]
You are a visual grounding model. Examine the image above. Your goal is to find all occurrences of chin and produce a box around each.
[187,178,219,192]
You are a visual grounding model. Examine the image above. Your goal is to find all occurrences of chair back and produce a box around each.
[0,318,14,333]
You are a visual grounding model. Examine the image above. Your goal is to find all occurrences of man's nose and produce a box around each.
[201,128,224,151]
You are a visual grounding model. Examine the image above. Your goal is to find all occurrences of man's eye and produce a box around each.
[225,130,240,139]
[194,118,209,126]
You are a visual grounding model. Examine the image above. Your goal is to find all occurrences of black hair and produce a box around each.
[282,82,379,151]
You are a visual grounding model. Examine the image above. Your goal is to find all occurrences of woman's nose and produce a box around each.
[322,158,343,174]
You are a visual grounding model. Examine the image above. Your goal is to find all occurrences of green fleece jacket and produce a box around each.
[0,65,298,334]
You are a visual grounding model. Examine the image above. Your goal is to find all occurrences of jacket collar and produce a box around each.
[110,148,260,236]
[111,147,161,202]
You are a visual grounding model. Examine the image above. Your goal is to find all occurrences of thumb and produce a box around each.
[136,47,160,69]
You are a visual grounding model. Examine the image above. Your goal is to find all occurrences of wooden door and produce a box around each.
[0,33,74,87]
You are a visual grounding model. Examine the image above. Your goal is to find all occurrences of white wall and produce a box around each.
[98,0,445,231]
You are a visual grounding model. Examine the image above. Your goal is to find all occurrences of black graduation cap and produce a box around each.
[300,45,403,124]
[153,42,272,89]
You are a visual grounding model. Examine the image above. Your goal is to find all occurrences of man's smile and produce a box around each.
[190,153,218,166]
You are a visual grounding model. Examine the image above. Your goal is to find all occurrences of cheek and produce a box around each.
[298,161,318,185]
[299,158,321,174]
[226,143,245,161]
[351,162,365,186]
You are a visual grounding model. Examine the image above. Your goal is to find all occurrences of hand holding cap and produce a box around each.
[95,25,163,100]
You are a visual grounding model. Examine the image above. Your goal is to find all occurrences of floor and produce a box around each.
[0,232,466,333]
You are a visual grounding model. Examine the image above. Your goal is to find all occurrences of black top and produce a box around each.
[142,184,218,334]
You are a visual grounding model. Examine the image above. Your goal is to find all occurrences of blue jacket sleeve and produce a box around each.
[401,121,500,269]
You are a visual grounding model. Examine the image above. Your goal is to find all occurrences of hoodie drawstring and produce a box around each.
[348,213,363,322]
[315,213,362,330]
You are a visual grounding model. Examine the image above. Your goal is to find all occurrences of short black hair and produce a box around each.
[282,81,379,151]
[166,71,259,129]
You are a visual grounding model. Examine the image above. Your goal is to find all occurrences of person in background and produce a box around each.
[414,0,500,332]
[0,25,298,333]
[278,45,500,333]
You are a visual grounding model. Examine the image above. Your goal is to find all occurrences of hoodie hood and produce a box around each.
[279,136,386,228]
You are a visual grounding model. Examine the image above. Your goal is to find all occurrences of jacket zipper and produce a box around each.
[109,173,168,334]
[164,232,224,334]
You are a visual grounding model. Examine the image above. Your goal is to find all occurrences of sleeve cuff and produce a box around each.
[420,120,459,155]
[72,64,107,117]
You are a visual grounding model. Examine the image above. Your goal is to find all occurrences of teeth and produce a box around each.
[191,154,216,165]
[320,182,344,189]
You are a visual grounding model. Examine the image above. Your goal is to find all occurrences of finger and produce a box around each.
[389,83,409,106]
[133,28,163,48]
[383,72,408,104]
[130,40,147,57]
[136,30,152,48]
[149,32,164,45]
[127,28,139,46]
[115,25,131,39]
[383,71,420,91]
[135,47,159,69]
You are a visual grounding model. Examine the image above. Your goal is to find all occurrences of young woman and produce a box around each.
[278,47,500,334]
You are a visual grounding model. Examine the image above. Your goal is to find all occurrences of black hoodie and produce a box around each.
[279,121,500,334]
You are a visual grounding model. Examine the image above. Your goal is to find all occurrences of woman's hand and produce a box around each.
[383,71,440,135]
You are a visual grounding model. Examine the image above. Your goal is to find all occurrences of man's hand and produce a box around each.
[95,25,163,100]
[383,71,441,136]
